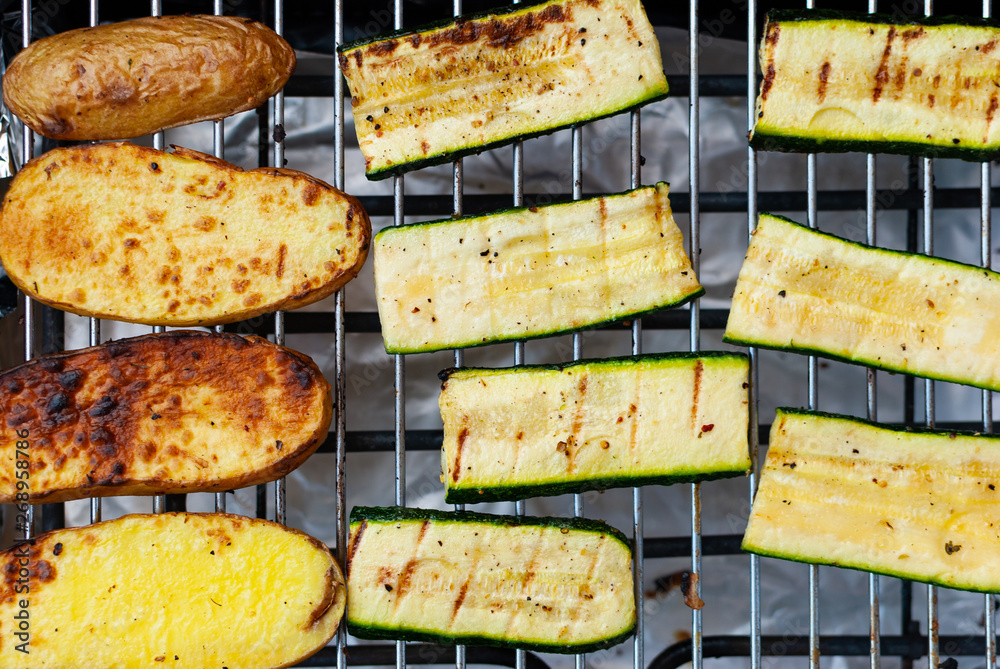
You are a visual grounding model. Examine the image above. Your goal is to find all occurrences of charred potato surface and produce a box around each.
[0,331,331,503]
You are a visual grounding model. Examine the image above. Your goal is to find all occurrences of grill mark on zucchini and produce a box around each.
[368,39,399,57]
[396,561,418,603]
[817,62,831,101]
[346,519,367,573]
[449,528,483,629]
[762,64,776,102]
[761,23,780,101]
[691,359,703,433]
[560,534,606,641]
[987,95,998,140]
[453,424,469,484]
[504,535,545,637]
[395,519,433,607]
[893,56,908,96]
[628,364,642,453]
[416,3,571,50]
[451,581,470,623]
[873,26,896,103]
[567,373,588,474]
[765,21,781,47]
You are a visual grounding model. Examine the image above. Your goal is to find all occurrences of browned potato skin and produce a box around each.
[3,15,295,140]
[0,142,371,325]
[0,331,332,504]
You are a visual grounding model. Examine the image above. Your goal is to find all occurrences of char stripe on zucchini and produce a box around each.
[338,0,669,179]
[346,506,635,652]
[374,182,702,354]
[723,213,1000,391]
[439,352,750,503]
[751,9,1000,160]
[744,409,1000,593]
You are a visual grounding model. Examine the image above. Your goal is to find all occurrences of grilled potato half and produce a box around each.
[0,513,345,668]
[3,15,295,141]
[0,142,370,325]
[0,331,331,503]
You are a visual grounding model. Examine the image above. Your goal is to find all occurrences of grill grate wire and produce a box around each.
[149,0,167,516]
[19,0,33,541]
[981,4,996,669]
[10,1,1000,668]
[745,3,762,669]
[88,0,103,525]
[212,0,227,515]
[688,1,703,668]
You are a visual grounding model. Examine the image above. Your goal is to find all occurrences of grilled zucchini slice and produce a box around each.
[0,513,345,668]
[751,10,1000,160]
[0,331,331,504]
[338,0,668,179]
[374,183,702,353]
[744,408,1000,593]
[346,506,635,652]
[723,213,1000,391]
[440,352,750,503]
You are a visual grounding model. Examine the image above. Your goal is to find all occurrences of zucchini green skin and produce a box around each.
[744,408,1000,594]
[723,213,1000,392]
[751,10,1000,161]
[348,505,632,547]
[375,183,703,354]
[353,97,671,183]
[445,471,745,505]
[347,506,635,652]
[347,619,636,654]
[439,352,750,504]
[338,0,669,180]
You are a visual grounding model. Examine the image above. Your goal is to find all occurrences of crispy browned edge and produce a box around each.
[0,512,346,666]
[0,330,333,503]
[2,15,296,141]
[0,143,372,326]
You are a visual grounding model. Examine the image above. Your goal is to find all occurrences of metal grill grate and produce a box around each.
[9,1,1000,668]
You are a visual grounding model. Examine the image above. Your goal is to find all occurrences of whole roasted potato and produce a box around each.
[0,142,370,326]
[3,15,294,140]
[0,513,345,668]
[0,331,331,503]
